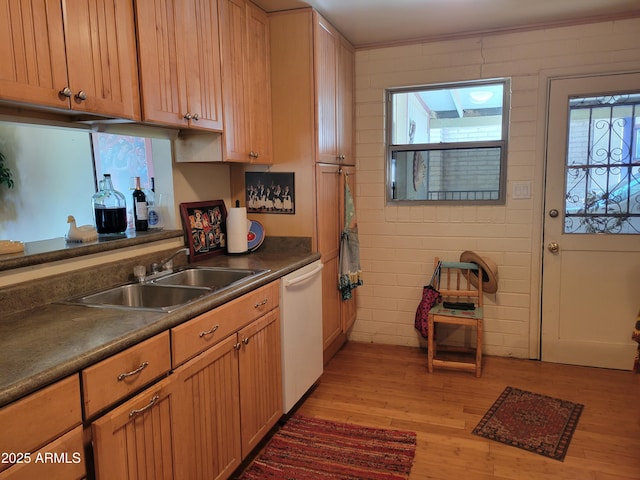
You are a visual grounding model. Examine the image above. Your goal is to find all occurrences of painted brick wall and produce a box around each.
[351,18,640,357]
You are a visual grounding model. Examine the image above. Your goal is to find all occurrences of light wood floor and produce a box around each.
[294,342,640,480]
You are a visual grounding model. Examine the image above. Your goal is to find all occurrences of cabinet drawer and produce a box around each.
[0,425,85,480]
[172,280,279,366]
[0,375,81,473]
[82,331,171,419]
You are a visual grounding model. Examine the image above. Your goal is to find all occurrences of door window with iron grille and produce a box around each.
[564,93,640,234]
[386,79,510,204]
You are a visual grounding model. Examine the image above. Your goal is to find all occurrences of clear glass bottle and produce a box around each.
[92,174,127,234]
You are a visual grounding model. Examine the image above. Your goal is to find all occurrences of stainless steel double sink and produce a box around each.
[62,267,269,312]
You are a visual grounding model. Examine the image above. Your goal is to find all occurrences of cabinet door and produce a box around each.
[219,0,250,162]
[314,15,339,164]
[183,0,224,131]
[321,255,342,351]
[220,0,272,163]
[173,335,241,480]
[337,38,355,165]
[238,309,282,457]
[92,376,177,480]
[135,0,188,127]
[0,0,69,109]
[317,166,356,357]
[63,0,140,120]
[316,164,342,258]
[245,1,273,164]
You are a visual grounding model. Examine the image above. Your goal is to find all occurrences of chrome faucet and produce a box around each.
[151,247,189,274]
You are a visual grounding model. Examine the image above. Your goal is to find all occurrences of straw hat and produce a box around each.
[459,251,499,294]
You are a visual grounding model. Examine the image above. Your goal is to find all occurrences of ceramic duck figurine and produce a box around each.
[66,215,98,243]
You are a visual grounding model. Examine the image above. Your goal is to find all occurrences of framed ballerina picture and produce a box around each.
[245,172,295,214]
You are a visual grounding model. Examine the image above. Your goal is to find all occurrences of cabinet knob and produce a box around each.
[59,87,72,98]
[192,113,200,121]
[234,343,242,350]
[337,154,346,161]
[249,151,259,159]
[75,91,87,101]
[183,113,192,120]
[242,337,250,345]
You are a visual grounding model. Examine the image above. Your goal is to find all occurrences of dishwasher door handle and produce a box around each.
[284,263,324,288]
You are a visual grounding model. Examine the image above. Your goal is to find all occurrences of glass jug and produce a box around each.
[92,174,127,234]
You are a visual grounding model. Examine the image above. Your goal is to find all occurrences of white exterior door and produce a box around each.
[542,73,640,370]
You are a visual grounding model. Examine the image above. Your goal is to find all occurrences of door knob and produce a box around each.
[548,242,560,254]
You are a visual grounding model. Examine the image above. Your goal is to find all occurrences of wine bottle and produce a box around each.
[133,176,148,231]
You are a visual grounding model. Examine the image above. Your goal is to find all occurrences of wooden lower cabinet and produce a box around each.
[91,375,178,480]
[173,308,283,480]
[90,282,283,480]
[0,375,85,479]
[238,309,282,456]
[0,426,85,480]
[172,335,242,480]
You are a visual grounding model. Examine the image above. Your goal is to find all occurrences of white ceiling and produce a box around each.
[253,0,640,47]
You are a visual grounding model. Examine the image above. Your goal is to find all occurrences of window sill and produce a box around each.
[0,229,184,272]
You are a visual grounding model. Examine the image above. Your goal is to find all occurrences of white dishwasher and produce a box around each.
[280,259,324,413]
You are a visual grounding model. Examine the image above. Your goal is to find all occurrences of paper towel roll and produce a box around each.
[226,207,249,253]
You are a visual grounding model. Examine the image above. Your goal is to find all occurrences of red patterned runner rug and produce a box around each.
[238,415,417,479]
[472,386,584,461]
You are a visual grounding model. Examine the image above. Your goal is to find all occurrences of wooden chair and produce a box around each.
[427,257,484,377]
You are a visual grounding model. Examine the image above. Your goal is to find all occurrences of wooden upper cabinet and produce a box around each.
[337,39,355,164]
[245,1,273,163]
[0,0,139,120]
[314,13,355,166]
[0,0,69,109]
[315,17,339,165]
[135,0,223,131]
[63,0,140,120]
[219,0,273,164]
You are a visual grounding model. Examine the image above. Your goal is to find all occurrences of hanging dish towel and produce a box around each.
[338,179,363,300]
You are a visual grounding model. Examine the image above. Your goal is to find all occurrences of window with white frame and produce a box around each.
[387,78,510,204]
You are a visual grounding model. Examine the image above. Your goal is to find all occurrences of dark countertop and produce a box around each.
[0,229,184,272]
[0,250,320,408]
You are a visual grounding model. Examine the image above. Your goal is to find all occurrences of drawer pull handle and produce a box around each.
[199,325,220,337]
[254,299,268,308]
[117,361,149,381]
[129,394,160,418]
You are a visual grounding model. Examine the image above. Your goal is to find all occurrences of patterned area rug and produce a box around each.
[238,415,417,479]
[472,386,584,461]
